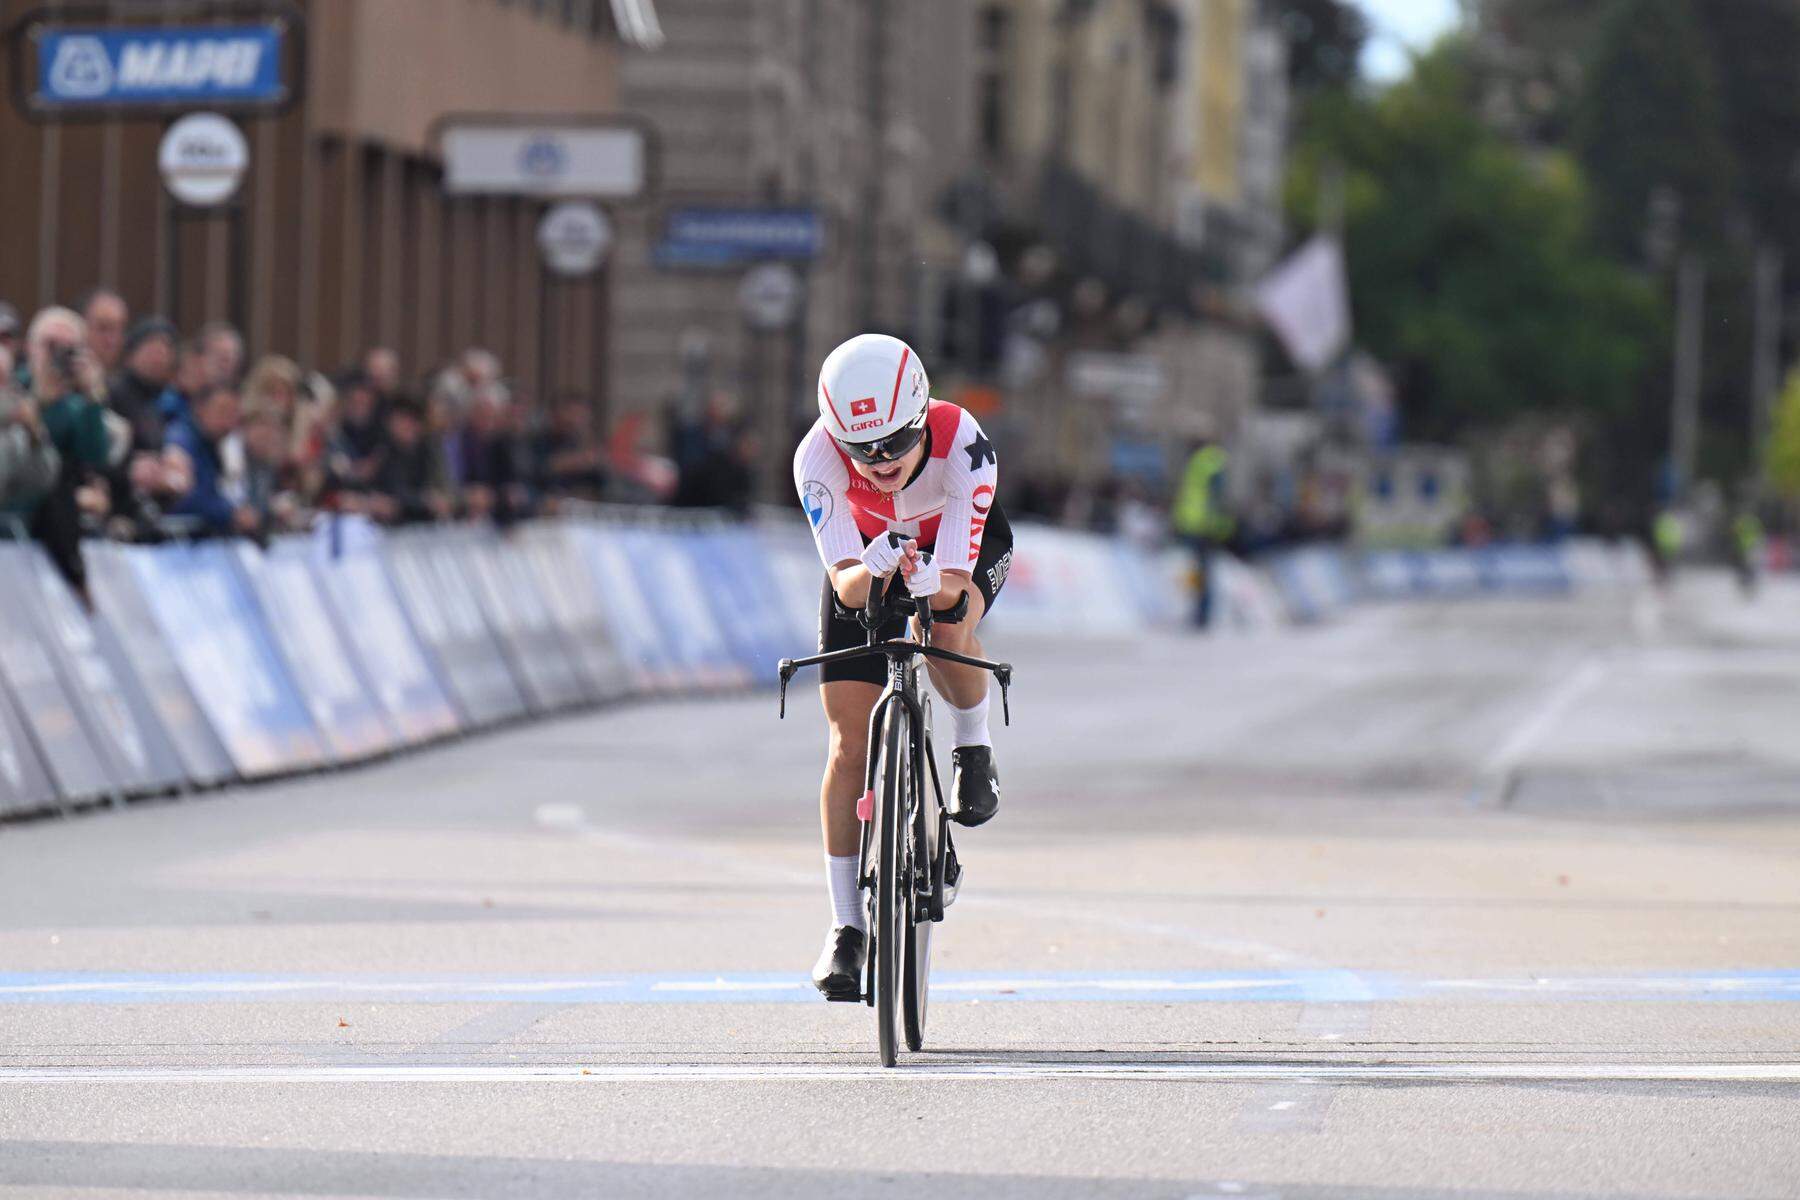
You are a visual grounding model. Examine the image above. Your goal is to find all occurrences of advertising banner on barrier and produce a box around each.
[234,546,397,762]
[756,524,832,651]
[571,525,687,691]
[299,548,460,745]
[459,535,591,712]
[85,545,235,786]
[383,538,528,726]
[689,528,792,684]
[127,543,328,777]
[21,548,187,796]
[0,548,117,803]
[517,526,632,701]
[611,526,747,688]
[0,670,57,816]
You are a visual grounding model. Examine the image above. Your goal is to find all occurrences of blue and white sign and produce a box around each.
[33,24,288,110]
[656,207,823,267]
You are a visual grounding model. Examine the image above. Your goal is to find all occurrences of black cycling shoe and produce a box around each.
[811,925,867,1002]
[950,745,1000,827]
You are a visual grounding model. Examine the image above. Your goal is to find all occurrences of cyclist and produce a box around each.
[794,333,1012,1000]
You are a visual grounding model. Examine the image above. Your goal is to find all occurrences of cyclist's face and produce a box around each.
[852,439,927,493]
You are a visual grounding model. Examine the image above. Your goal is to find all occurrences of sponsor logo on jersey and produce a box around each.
[967,486,995,563]
[801,480,833,529]
[850,397,877,416]
[972,483,995,514]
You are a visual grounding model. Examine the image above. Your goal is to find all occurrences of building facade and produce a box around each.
[0,0,656,399]
[604,0,977,497]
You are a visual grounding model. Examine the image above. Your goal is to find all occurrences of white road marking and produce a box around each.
[1481,655,1610,775]
[2,1062,1796,1084]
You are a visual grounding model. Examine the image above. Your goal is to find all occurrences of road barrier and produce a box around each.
[1260,539,1649,622]
[0,517,1634,817]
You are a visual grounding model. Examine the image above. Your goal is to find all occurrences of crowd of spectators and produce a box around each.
[0,289,755,604]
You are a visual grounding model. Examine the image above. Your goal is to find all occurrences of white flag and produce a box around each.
[1255,236,1351,374]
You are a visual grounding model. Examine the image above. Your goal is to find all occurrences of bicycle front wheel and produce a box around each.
[902,753,936,1051]
[873,701,907,1068]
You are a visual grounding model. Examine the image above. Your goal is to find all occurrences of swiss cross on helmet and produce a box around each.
[818,334,931,463]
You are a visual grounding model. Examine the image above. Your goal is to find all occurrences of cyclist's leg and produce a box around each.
[920,577,989,707]
[820,680,879,857]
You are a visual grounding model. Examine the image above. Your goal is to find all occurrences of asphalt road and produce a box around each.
[2,572,1798,1199]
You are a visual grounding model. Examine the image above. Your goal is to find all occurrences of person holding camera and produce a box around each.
[0,341,59,523]
[24,306,119,601]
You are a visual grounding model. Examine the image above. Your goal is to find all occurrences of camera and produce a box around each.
[48,341,79,384]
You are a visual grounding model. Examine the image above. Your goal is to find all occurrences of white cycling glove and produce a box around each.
[903,550,941,600]
[860,532,913,577]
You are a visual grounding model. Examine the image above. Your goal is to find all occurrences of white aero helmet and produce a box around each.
[817,333,931,463]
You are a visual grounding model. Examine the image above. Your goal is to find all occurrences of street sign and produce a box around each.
[442,123,647,198]
[158,112,249,208]
[30,22,289,112]
[739,263,802,332]
[656,207,823,267]
[537,202,612,277]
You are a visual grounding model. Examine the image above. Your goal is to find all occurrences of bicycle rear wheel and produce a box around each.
[873,702,907,1067]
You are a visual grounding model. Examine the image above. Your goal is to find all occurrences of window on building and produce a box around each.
[977,5,1011,159]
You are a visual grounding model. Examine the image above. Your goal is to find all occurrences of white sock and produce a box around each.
[826,854,865,931]
[949,693,992,748]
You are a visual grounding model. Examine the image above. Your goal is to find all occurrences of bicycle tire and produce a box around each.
[874,701,905,1067]
[902,787,934,1051]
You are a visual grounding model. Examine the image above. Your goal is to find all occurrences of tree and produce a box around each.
[1765,369,1800,501]
[1574,0,1734,262]
[1285,43,1661,441]
[1270,0,1367,95]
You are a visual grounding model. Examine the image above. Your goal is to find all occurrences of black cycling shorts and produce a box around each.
[817,502,1013,686]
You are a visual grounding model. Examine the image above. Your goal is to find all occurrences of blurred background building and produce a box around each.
[5,0,1796,569]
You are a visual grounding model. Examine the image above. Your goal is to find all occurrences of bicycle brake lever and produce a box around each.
[995,664,1012,726]
[777,659,795,719]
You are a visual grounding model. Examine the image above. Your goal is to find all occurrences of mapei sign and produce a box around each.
[27,22,290,112]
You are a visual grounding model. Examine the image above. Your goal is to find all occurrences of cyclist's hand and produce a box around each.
[861,531,915,578]
[902,549,940,599]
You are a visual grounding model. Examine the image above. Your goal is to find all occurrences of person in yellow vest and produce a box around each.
[1172,441,1233,628]
[1732,505,1765,598]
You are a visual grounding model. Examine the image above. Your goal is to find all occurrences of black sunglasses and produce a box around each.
[833,418,927,465]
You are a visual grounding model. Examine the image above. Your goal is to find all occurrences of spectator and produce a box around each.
[239,400,305,534]
[105,317,192,535]
[532,394,607,509]
[243,355,303,429]
[167,384,257,537]
[25,307,115,599]
[454,384,526,522]
[289,370,335,502]
[79,287,129,377]
[363,346,402,406]
[669,390,743,508]
[0,343,59,523]
[0,303,20,370]
[158,336,209,430]
[430,347,500,417]
[327,371,385,491]
[109,318,178,451]
[369,395,451,525]
[197,320,244,389]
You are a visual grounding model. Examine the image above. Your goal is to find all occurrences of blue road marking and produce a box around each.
[0,970,1796,1004]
